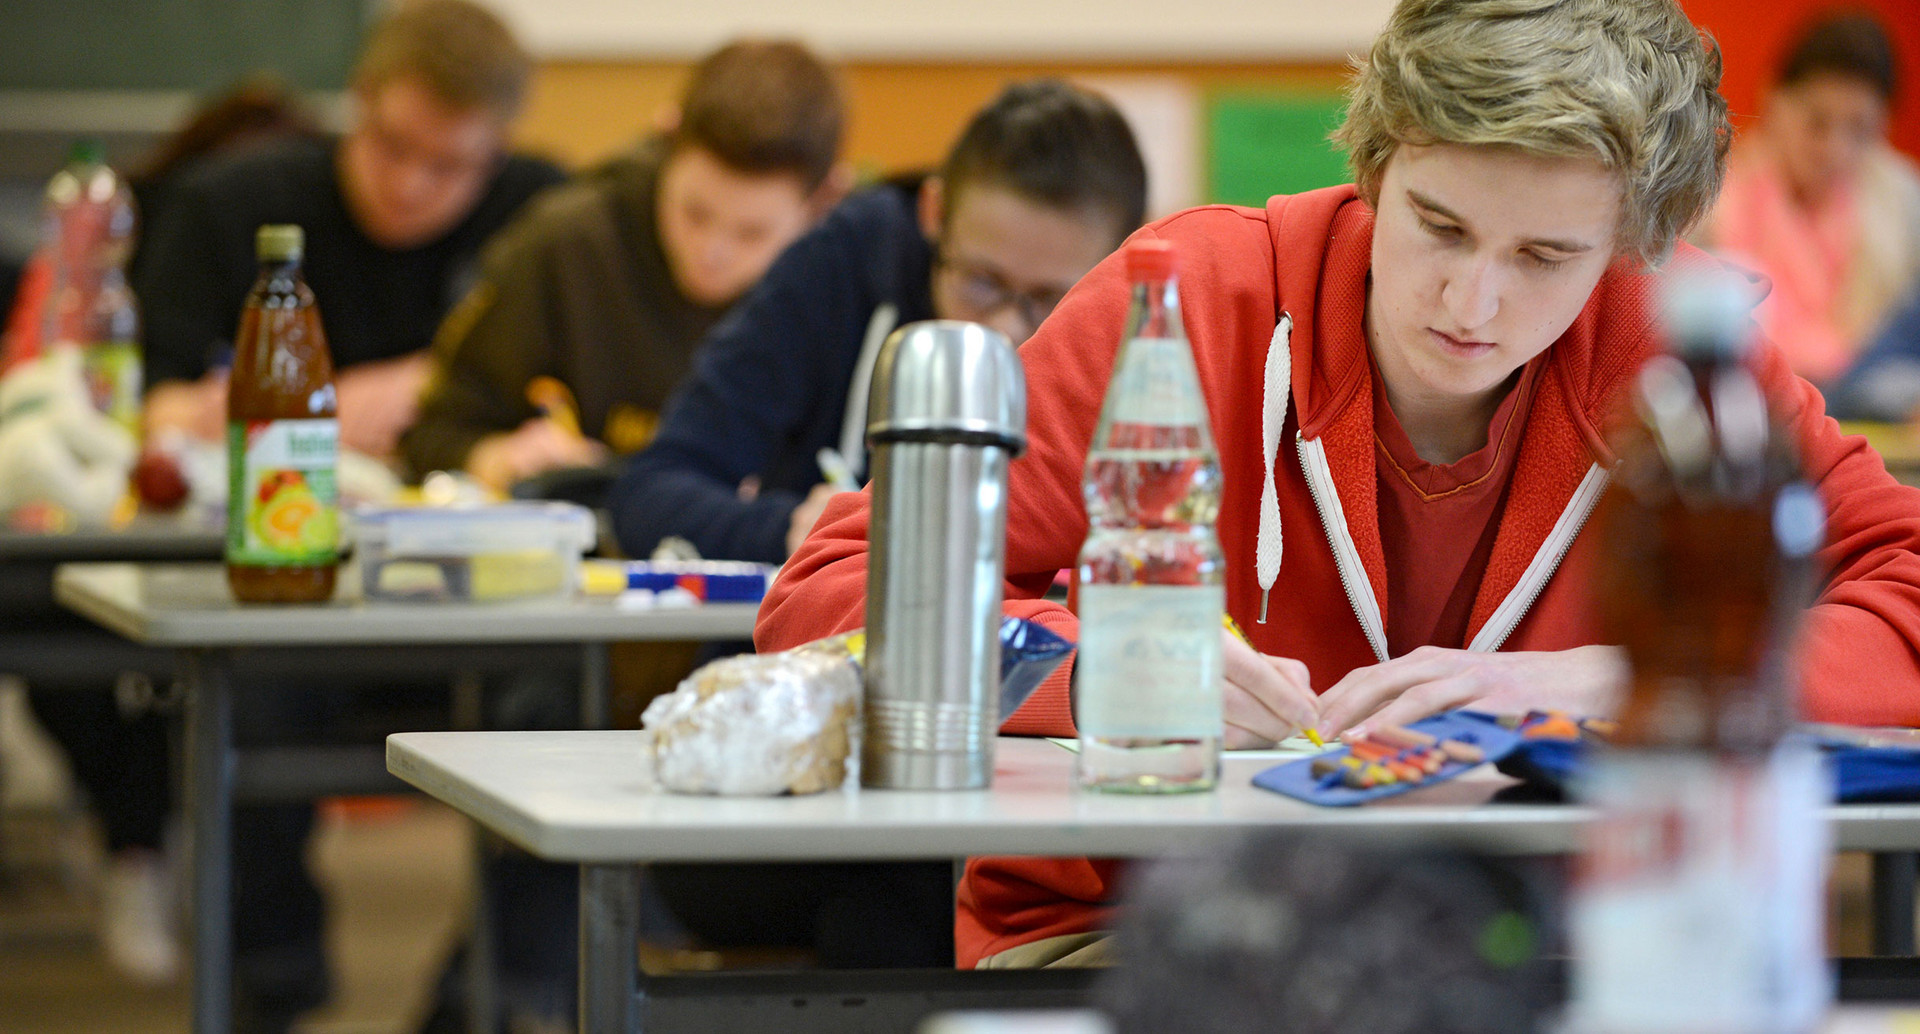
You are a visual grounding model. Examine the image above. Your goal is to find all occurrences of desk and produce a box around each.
[386,731,1920,1034]
[1840,421,1920,488]
[56,562,757,1034]
[0,521,222,683]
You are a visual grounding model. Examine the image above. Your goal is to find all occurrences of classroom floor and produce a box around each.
[0,799,470,1034]
[0,681,471,1034]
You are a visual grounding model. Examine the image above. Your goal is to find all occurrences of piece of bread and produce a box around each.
[644,649,861,795]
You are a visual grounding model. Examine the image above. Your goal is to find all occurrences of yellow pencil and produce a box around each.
[1223,613,1326,748]
[526,376,583,438]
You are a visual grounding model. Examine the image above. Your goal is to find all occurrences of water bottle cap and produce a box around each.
[1662,269,1752,358]
[256,224,304,263]
[67,139,106,167]
[1124,238,1176,281]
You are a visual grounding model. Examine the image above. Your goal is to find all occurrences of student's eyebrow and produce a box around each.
[1405,189,1596,254]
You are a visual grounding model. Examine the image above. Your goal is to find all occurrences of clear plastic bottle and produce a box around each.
[226,225,340,603]
[1568,273,1830,1033]
[39,140,131,352]
[1075,239,1225,793]
[81,196,141,433]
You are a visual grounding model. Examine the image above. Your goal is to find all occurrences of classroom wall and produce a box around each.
[1682,0,1920,157]
[513,59,1349,180]
[510,0,1920,200]
[482,0,1394,61]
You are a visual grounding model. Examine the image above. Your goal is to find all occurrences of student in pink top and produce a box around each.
[1697,10,1920,386]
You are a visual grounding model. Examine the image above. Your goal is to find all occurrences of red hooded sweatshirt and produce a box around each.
[756,186,1920,967]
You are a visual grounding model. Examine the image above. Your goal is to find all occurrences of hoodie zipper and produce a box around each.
[1298,433,1610,660]
[1467,463,1612,653]
[1296,432,1390,663]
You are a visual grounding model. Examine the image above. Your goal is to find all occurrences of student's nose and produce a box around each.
[1441,255,1500,332]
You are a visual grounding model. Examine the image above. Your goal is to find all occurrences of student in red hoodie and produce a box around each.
[759,0,1920,968]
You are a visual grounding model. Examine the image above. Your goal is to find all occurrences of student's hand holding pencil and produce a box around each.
[1221,626,1319,749]
[465,377,609,491]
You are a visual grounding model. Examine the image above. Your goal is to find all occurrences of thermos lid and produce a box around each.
[867,320,1026,452]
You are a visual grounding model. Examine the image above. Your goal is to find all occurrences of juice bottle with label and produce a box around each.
[226,224,339,602]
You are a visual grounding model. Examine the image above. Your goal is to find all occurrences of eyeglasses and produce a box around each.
[933,250,1070,330]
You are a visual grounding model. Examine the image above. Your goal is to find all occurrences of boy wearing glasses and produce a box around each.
[137,0,562,465]
[609,79,1148,563]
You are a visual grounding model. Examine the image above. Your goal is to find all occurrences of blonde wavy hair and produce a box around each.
[1335,0,1730,265]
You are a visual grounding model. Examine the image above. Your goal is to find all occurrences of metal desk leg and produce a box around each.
[579,642,610,730]
[580,865,642,1034]
[184,649,234,1034]
[1873,852,1919,956]
[455,670,501,1034]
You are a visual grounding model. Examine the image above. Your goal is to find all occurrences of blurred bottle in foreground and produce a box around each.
[1569,272,1831,1033]
[1076,239,1225,793]
[226,225,339,603]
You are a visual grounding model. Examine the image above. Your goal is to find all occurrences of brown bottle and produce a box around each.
[1594,274,1822,753]
[1572,274,1832,1031]
[226,224,340,602]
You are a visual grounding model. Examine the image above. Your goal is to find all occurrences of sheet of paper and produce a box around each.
[1046,736,1322,762]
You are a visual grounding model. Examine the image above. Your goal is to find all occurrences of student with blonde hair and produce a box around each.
[759,0,1920,968]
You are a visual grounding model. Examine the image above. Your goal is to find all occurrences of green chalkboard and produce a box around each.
[0,0,366,92]
[1207,91,1353,207]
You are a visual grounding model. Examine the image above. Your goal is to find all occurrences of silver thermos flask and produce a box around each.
[862,320,1027,790]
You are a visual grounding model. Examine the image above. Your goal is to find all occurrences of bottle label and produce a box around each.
[83,339,141,434]
[1566,745,1832,1032]
[1075,584,1224,738]
[1108,338,1208,427]
[226,418,339,566]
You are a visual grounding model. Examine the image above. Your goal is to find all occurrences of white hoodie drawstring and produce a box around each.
[1256,313,1292,622]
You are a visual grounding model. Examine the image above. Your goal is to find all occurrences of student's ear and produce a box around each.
[809,162,855,219]
[918,176,945,243]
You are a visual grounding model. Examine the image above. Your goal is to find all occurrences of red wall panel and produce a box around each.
[1681,0,1920,158]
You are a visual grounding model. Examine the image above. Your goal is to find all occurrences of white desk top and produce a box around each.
[387,732,1587,863]
[55,562,759,648]
[388,733,1920,863]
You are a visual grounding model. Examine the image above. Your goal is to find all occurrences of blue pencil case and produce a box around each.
[1495,729,1920,804]
[1252,711,1524,807]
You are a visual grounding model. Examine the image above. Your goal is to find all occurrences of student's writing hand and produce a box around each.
[143,371,229,443]
[786,482,845,557]
[1312,644,1628,740]
[466,417,609,492]
[1223,630,1319,748]
[336,352,432,459]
